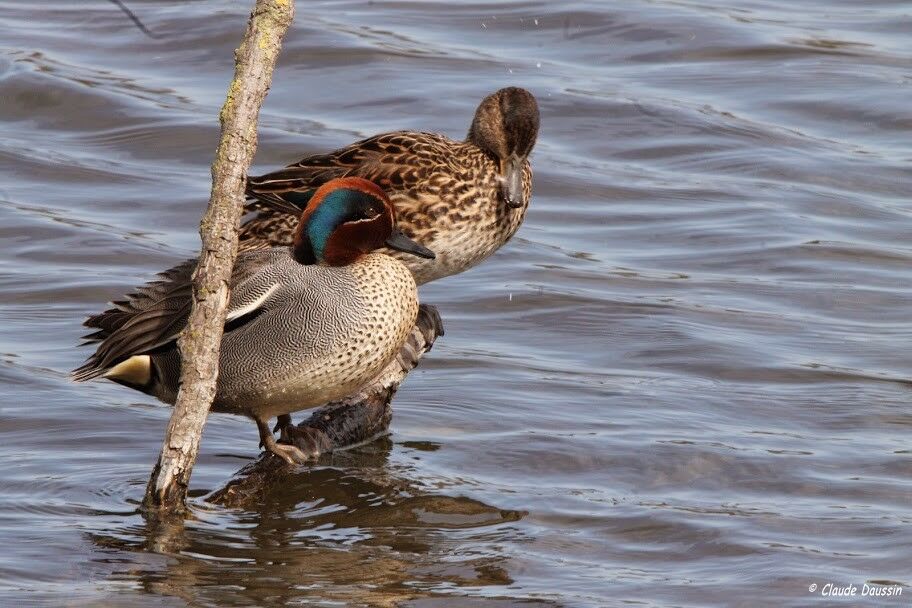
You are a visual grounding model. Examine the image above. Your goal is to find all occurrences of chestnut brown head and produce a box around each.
[292,177,435,266]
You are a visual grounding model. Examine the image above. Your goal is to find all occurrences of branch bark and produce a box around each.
[142,0,295,515]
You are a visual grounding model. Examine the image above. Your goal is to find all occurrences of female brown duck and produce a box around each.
[241,87,540,285]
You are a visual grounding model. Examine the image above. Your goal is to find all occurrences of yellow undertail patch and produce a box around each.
[104,355,151,386]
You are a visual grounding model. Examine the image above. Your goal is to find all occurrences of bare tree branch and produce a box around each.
[141,0,295,515]
[106,0,160,38]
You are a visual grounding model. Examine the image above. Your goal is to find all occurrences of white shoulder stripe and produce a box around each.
[226,283,280,322]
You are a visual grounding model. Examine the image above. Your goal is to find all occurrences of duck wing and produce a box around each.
[245,131,448,214]
[72,250,284,382]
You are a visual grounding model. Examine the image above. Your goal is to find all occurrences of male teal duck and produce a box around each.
[73,178,435,464]
[240,86,540,285]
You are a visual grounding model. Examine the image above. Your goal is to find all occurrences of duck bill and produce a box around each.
[385,228,435,259]
[499,154,525,208]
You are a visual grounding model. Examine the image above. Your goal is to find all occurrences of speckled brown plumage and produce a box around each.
[240,87,540,285]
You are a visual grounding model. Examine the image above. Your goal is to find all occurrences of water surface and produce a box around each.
[1,1,910,605]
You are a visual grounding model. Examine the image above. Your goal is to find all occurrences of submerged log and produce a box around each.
[209,303,444,509]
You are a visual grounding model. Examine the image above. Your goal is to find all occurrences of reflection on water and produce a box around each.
[1,0,911,605]
[89,443,529,607]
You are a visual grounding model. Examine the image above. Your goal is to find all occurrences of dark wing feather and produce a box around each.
[80,259,195,343]
[72,252,279,382]
[72,259,196,381]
